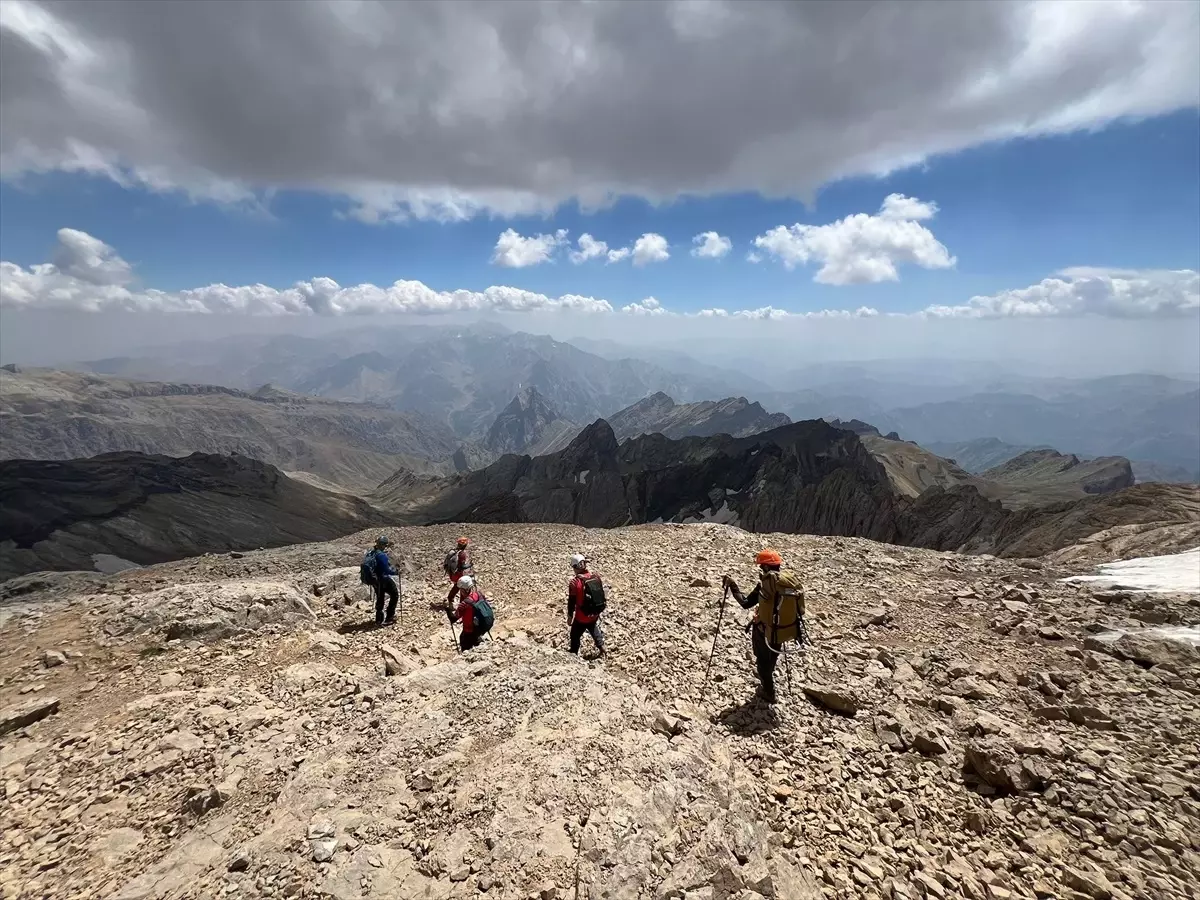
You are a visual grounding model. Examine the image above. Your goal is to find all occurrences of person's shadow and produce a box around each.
[714,698,780,735]
[336,620,382,635]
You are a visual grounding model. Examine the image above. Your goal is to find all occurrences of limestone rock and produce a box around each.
[42,649,67,667]
[0,697,60,736]
[803,684,859,716]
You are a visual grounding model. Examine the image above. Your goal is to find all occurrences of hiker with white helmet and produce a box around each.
[438,574,495,652]
[722,549,805,705]
[359,534,400,627]
[567,553,607,657]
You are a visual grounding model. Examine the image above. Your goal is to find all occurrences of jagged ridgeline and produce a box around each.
[373,418,1199,558]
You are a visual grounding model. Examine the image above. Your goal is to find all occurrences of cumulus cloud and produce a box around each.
[621,297,667,316]
[491,228,568,267]
[569,233,609,264]
[691,231,732,259]
[632,233,670,266]
[4,1,1194,219]
[3,229,1196,323]
[754,194,956,284]
[923,268,1200,318]
[1,228,612,315]
[696,305,881,320]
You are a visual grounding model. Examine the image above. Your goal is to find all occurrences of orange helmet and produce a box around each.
[755,549,782,567]
[457,536,469,546]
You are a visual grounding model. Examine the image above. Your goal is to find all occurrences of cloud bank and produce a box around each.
[1,1,1196,219]
[2,229,1196,321]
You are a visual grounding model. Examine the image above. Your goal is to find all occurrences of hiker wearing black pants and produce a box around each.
[723,549,805,705]
[567,554,606,656]
[369,535,400,626]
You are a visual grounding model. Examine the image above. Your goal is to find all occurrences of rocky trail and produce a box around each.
[1,524,1198,900]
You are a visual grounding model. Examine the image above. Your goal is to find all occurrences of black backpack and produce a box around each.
[359,550,378,585]
[581,574,607,616]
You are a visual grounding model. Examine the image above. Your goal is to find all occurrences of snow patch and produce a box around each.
[578,469,589,484]
[1088,624,1200,648]
[1060,548,1200,594]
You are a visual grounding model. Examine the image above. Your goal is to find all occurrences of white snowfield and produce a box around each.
[1062,547,1200,647]
[1061,548,1200,594]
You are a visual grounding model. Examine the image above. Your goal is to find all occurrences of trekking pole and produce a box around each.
[703,585,730,690]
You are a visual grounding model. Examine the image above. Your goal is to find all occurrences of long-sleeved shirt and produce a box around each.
[568,571,600,624]
[450,591,481,633]
[373,550,397,578]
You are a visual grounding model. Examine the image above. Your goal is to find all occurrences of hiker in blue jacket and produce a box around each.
[366,535,400,626]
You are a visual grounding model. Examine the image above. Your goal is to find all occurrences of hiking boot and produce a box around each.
[375,619,385,628]
[757,688,777,705]
[383,617,396,626]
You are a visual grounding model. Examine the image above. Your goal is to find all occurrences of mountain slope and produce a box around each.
[0,368,459,490]
[10,523,1199,899]
[606,391,792,441]
[375,419,1198,558]
[981,449,1134,496]
[0,452,378,580]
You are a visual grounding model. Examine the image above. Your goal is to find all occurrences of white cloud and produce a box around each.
[691,231,732,259]
[569,233,608,264]
[3,229,1195,323]
[621,297,667,316]
[753,194,956,284]
[696,305,881,321]
[606,247,631,263]
[923,268,1200,318]
[632,233,670,266]
[52,227,134,285]
[879,194,938,221]
[1,2,1196,220]
[490,228,568,267]
[746,251,763,264]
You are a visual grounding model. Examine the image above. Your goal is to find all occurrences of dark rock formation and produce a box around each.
[0,452,377,580]
[376,418,1199,558]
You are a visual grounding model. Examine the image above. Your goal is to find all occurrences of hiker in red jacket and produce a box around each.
[444,575,492,652]
[445,536,473,603]
[567,554,607,657]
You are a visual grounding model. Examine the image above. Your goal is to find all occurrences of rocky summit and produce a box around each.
[1,522,1198,900]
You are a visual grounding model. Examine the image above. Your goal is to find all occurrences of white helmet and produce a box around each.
[456,575,475,593]
[569,553,587,570]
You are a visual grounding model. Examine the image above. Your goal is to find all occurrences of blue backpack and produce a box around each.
[359,549,378,585]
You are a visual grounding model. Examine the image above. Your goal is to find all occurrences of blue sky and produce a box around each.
[1,0,1198,334]
[2,112,1197,317]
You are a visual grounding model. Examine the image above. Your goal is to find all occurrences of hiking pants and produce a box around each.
[569,619,605,653]
[459,630,483,652]
[751,625,778,701]
[374,576,399,624]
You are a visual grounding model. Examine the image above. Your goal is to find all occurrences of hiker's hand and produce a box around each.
[722,575,736,591]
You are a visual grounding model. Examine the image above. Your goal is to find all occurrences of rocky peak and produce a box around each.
[484,386,564,454]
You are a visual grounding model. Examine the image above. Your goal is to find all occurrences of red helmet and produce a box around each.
[755,549,782,567]
[457,536,469,546]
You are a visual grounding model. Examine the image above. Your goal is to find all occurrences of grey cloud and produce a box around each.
[0,1,1196,218]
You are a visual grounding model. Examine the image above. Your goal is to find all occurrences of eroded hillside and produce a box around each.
[1,524,1197,900]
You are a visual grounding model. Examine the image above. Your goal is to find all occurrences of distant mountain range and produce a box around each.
[0,367,460,490]
[0,452,377,580]
[64,326,1200,474]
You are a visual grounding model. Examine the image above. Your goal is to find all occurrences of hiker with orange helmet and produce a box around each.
[722,549,806,705]
[443,536,474,603]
